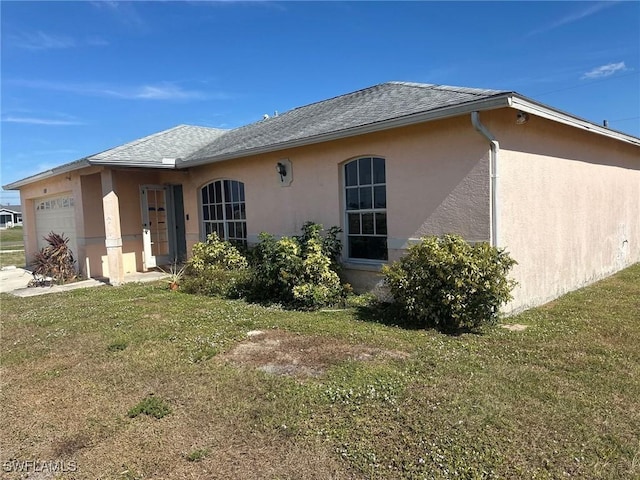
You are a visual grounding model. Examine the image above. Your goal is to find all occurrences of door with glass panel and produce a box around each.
[140,185,171,269]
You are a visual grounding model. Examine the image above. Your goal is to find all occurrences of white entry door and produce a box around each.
[140,185,171,269]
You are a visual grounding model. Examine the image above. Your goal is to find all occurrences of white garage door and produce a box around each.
[35,194,78,263]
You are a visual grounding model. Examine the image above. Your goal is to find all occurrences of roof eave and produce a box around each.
[91,161,180,169]
[3,159,92,190]
[511,96,640,146]
[3,159,181,190]
[180,94,514,167]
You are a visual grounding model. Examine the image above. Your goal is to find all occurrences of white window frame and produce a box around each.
[343,156,388,263]
[200,179,247,245]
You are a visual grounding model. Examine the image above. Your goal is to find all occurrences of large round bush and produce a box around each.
[382,235,517,331]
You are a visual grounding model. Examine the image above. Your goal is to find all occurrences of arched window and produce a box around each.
[344,157,387,260]
[201,179,246,245]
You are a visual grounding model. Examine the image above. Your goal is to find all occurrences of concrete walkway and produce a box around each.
[0,266,167,297]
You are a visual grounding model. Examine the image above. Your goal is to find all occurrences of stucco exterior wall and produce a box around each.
[483,109,640,313]
[80,173,106,277]
[182,116,491,288]
[99,169,186,277]
[19,170,85,271]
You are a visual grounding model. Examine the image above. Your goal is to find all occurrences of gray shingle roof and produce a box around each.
[88,124,227,167]
[0,205,21,213]
[182,82,508,165]
[8,80,636,191]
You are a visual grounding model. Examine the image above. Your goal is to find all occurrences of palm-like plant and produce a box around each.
[31,232,77,285]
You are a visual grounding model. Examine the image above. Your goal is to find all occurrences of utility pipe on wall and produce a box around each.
[471,111,500,248]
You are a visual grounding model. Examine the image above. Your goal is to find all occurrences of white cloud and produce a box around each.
[7,79,224,101]
[9,31,76,50]
[132,84,206,100]
[9,31,109,50]
[581,62,628,80]
[90,1,147,29]
[527,2,618,37]
[1,116,84,126]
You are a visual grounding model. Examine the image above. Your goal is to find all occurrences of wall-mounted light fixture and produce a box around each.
[276,162,287,181]
[276,159,293,187]
[516,111,530,125]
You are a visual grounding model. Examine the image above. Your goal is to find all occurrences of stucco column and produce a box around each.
[100,169,125,286]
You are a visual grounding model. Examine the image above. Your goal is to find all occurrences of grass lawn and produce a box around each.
[0,227,25,268]
[1,264,639,479]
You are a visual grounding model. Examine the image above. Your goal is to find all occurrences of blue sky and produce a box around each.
[1,1,639,204]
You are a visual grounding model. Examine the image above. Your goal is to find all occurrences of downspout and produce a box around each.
[471,111,500,248]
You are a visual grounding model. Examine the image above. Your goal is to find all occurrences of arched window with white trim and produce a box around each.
[201,179,246,245]
[344,157,387,261]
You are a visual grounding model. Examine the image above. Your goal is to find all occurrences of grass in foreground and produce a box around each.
[1,264,638,479]
[0,227,25,268]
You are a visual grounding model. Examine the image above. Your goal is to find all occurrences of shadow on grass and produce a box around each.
[353,301,484,336]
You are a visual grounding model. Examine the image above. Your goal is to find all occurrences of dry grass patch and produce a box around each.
[221,329,410,378]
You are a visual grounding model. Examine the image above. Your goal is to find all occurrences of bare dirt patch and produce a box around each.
[220,329,410,378]
[500,323,529,332]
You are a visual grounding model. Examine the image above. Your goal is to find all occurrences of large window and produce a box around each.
[345,157,387,261]
[201,180,246,245]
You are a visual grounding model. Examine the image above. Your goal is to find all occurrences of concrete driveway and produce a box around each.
[0,266,105,297]
[0,266,167,297]
[0,266,33,293]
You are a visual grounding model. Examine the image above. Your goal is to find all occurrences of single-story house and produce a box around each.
[0,205,22,229]
[4,82,639,313]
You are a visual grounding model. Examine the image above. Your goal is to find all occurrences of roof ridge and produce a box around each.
[88,124,229,160]
[429,83,510,97]
[88,125,186,160]
[174,123,228,132]
[283,81,401,114]
[386,81,435,88]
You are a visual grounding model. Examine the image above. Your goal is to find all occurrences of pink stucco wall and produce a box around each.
[182,117,491,264]
[481,109,640,312]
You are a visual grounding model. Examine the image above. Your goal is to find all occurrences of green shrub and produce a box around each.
[181,267,250,298]
[182,233,249,297]
[188,232,248,271]
[382,234,517,331]
[249,223,343,309]
[295,221,343,272]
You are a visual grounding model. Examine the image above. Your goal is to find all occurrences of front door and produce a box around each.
[140,185,171,269]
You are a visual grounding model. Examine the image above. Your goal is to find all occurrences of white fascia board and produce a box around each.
[179,95,514,168]
[91,161,178,169]
[5,158,181,190]
[511,96,640,147]
[3,160,91,190]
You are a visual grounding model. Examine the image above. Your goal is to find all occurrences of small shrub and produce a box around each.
[249,223,343,309]
[181,267,250,298]
[31,232,77,284]
[382,234,517,331]
[127,395,171,419]
[295,221,343,272]
[159,259,188,289]
[188,232,248,271]
[182,233,249,297]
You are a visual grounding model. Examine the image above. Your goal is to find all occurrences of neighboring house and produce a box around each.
[0,205,22,229]
[4,82,639,313]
